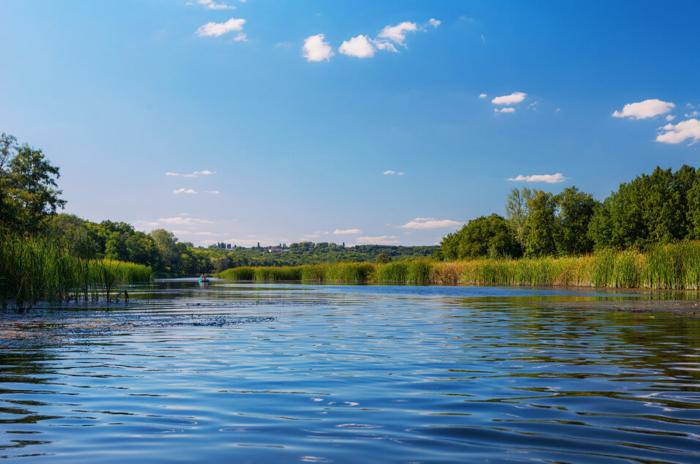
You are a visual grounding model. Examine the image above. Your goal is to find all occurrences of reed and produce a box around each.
[0,234,152,309]
[217,241,700,290]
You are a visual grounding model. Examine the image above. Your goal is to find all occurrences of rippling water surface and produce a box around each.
[1,281,700,463]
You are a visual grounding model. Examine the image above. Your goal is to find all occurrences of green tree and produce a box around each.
[151,229,180,274]
[523,191,558,257]
[0,133,65,233]
[505,187,534,247]
[555,187,598,255]
[441,214,521,259]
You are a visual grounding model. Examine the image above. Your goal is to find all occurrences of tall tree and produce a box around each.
[0,133,65,233]
[555,187,598,255]
[505,187,534,247]
[523,191,558,257]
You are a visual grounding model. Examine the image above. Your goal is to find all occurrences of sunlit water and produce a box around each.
[1,281,700,463]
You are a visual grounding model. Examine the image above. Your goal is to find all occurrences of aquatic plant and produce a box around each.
[217,241,700,290]
[0,234,151,308]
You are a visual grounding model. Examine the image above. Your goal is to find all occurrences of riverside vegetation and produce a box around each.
[218,241,700,289]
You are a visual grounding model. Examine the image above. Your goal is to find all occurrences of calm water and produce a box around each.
[1,281,700,463]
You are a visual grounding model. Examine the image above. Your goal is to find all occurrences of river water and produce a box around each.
[1,281,699,463]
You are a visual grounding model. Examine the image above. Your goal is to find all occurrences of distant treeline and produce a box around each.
[219,241,700,290]
[439,165,700,260]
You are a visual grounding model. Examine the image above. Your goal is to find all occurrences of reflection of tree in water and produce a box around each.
[605,310,700,383]
[457,295,700,413]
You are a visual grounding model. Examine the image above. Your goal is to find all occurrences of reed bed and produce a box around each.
[218,241,700,290]
[0,235,152,308]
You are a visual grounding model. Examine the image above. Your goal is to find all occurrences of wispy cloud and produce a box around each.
[612,99,675,119]
[195,0,233,10]
[158,215,214,226]
[494,107,516,114]
[334,19,440,60]
[401,217,461,230]
[356,235,400,245]
[376,21,418,51]
[479,93,488,99]
[656,118,700,145]
[508,173,566,184]
[173,188,197,195]
[333,228,362,235]
[383,170,404,176]
[196,18,246,41]
[491,92,527,106]
[166,170,216,178]
[303,34,334,62]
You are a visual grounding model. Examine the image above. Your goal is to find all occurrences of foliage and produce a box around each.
[440,214,521,260]
[589,166,699,249]
[0,233,151,309]
[0,133,65,234]
[523,191,558,257]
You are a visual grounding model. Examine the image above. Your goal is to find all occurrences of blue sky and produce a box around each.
[1,0,699,246]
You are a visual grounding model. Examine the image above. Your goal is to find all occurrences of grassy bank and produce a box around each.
[218,242,700,290]
[1,235,152,308]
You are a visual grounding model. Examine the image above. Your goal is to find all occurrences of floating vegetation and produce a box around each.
[0,234,152,309]
[218,242,700,290]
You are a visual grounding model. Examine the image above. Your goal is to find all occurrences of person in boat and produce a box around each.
[199,274,209,282]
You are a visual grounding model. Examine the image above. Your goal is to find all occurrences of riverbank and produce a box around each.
[218,241,700,290]
[1,235,152,308]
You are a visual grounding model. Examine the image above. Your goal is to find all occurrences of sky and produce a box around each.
[1,0,699,246]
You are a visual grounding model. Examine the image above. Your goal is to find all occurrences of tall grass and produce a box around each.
[217,241,700,290]
[0,235,152,308]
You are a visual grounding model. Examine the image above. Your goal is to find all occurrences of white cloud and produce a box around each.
[196,0,233,10]
[334,228,362,235]
[495,107,516,114]
[508,173,566,184]
[356,235,400,245]
[339,34,375,58]
[303,34,334,62]
[666,114,676,122]
[377,21,418,47]
[401,217,462,230]
[173,188,197,195]
[479,93,488,99]
[158,216,214,226]
[491,92,527,105]
[166,170,216,178]
[612,99,675,119]
[656,119,700,145]
[383,170,404,176]
[428,18,441,28]
[196,18,246,38]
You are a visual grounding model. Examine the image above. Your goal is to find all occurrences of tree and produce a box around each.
[0,133,65,233]
[588,166,697,249]
[523,191,558,257]
[150,229,180,274]
[440,214,521,259]
[506,187,534,247]
[555,187,598,255]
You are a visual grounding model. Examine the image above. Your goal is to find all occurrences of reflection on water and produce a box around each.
[1,282,699,463]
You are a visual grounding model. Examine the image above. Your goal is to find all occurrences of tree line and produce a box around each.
[440,165,700,260]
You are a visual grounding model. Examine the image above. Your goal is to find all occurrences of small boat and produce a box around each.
[198,275,210,285]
